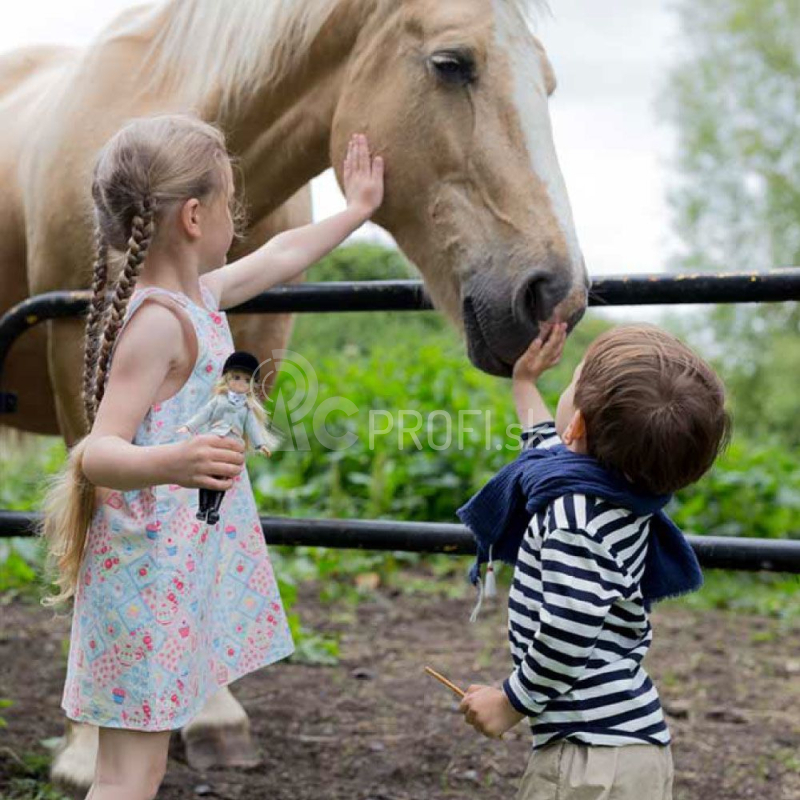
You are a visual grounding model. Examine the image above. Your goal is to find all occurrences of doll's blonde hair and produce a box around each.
[214,371,282,452]
[38,114,237,608]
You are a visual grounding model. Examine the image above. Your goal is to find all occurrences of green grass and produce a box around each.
[0,748,71,800]
[665,569,800,621]
[1,242,798,623]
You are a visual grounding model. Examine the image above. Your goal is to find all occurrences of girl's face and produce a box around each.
[227,370,250,394]
[198,160,236,271]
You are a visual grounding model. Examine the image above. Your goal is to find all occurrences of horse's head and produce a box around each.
[331,0,587,375]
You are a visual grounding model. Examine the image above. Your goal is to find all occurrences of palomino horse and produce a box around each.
[0,0,588,789]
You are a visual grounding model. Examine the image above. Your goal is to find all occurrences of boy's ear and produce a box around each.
[179,198,202,239]
[563,409,587,446]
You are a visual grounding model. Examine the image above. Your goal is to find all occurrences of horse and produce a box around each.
[0,0,588,789]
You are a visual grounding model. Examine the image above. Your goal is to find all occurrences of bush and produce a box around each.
[1,244,797,618]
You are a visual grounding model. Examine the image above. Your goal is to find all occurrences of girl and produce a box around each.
[38,113,384,800]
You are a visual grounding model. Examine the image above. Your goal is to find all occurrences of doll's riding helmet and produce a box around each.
[222,351,260,380]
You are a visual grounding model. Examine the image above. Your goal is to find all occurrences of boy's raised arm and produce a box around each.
[512,322,567,430]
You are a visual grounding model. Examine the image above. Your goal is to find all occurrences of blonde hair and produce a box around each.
[213,371,282,452]
[39,114,234,607]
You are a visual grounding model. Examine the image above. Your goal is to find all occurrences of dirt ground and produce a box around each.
[1,576,799,800]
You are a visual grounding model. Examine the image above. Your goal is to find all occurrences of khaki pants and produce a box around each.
[516,741,674,800]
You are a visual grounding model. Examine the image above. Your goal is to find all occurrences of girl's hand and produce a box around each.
[512,322,568,383]
[259,445,272,458]
[171,434,245,490]
[343,133,384,218]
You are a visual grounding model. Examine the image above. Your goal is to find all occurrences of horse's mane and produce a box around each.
[125,0,546,109]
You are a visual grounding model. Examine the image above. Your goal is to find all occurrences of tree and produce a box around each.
[662,0,800,444]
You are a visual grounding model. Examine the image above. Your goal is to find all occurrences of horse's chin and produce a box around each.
[463,297,518,377]
[462,297,587,377]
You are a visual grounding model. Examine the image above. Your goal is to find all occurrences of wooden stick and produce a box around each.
[425,667,506,741]
[424,666,466,698]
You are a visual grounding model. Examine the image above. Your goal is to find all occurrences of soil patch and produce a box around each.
[1,579,799,799]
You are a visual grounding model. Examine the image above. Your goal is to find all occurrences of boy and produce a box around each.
[457,322,731,800]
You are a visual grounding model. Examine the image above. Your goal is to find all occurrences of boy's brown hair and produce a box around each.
[574,324,732,495]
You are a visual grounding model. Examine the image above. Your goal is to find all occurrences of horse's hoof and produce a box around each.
[49,725,97,792]
[181,722,261,771]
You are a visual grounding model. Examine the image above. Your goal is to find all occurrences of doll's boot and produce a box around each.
[206,490,225,525]
[197,489,209,521]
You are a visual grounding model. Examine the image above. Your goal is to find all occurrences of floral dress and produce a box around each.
[61,284,294,731]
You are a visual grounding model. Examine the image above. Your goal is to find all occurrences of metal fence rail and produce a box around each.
[2,511,798,572]
[2,269,799,571]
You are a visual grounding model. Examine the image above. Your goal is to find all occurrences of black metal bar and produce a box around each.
[2,511,798,573]
[1,270,798,346]
[3,271,799,409]
[2,272,799,574]
[234,270,800,312]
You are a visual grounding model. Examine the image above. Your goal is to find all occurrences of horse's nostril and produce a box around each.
[520,283,538,325]
[514,270,561,326]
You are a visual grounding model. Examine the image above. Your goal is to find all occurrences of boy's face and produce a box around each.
[555,360,587,452]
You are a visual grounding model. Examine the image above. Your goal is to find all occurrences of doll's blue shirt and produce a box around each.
[183,393,270,449]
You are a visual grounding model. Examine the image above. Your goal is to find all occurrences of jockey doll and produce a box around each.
[177,350,280,524]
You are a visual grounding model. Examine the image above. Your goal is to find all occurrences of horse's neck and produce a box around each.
[214,0,379,223]
[223,77,340,224]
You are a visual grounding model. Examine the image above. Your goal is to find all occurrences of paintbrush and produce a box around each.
[424,665,466,698]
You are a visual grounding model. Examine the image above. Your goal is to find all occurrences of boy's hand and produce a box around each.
[459,685,525,739]
[512,322,568,383]
[343,133,384,218]
[259,445,272,457]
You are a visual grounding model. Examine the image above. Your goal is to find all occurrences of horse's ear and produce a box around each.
[532,36,557,96]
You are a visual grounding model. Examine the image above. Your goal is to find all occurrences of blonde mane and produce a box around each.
[124,0,546,109]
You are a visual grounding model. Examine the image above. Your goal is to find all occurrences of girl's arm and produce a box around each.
[82,301,193,489]
[511,323,567,429]
[206,134,384,311]
[82,302,244,491]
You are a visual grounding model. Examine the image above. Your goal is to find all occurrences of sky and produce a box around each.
[0,0,682,280]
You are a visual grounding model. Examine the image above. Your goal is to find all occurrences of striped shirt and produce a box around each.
[502,421,670,749]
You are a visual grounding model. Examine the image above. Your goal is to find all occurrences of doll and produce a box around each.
[177,350,280,524]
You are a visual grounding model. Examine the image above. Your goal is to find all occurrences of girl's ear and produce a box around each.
[179,198,202,239]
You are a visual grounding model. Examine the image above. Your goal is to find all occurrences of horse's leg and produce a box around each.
[49,720,98,791]
[180,185,311,771]
[0,160,60,436]
[42,325,94,789]
[179,686,259,770]
[47,317,91,443]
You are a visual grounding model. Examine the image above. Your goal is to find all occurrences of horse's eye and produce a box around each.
[430,51,476,86]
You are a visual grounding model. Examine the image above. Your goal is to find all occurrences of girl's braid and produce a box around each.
[82,222,110,429]
[92,196,156,415]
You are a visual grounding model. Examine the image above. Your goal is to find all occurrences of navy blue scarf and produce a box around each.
[456,444,702,610]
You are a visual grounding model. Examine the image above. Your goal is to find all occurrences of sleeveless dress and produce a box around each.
[61,283,295,731]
